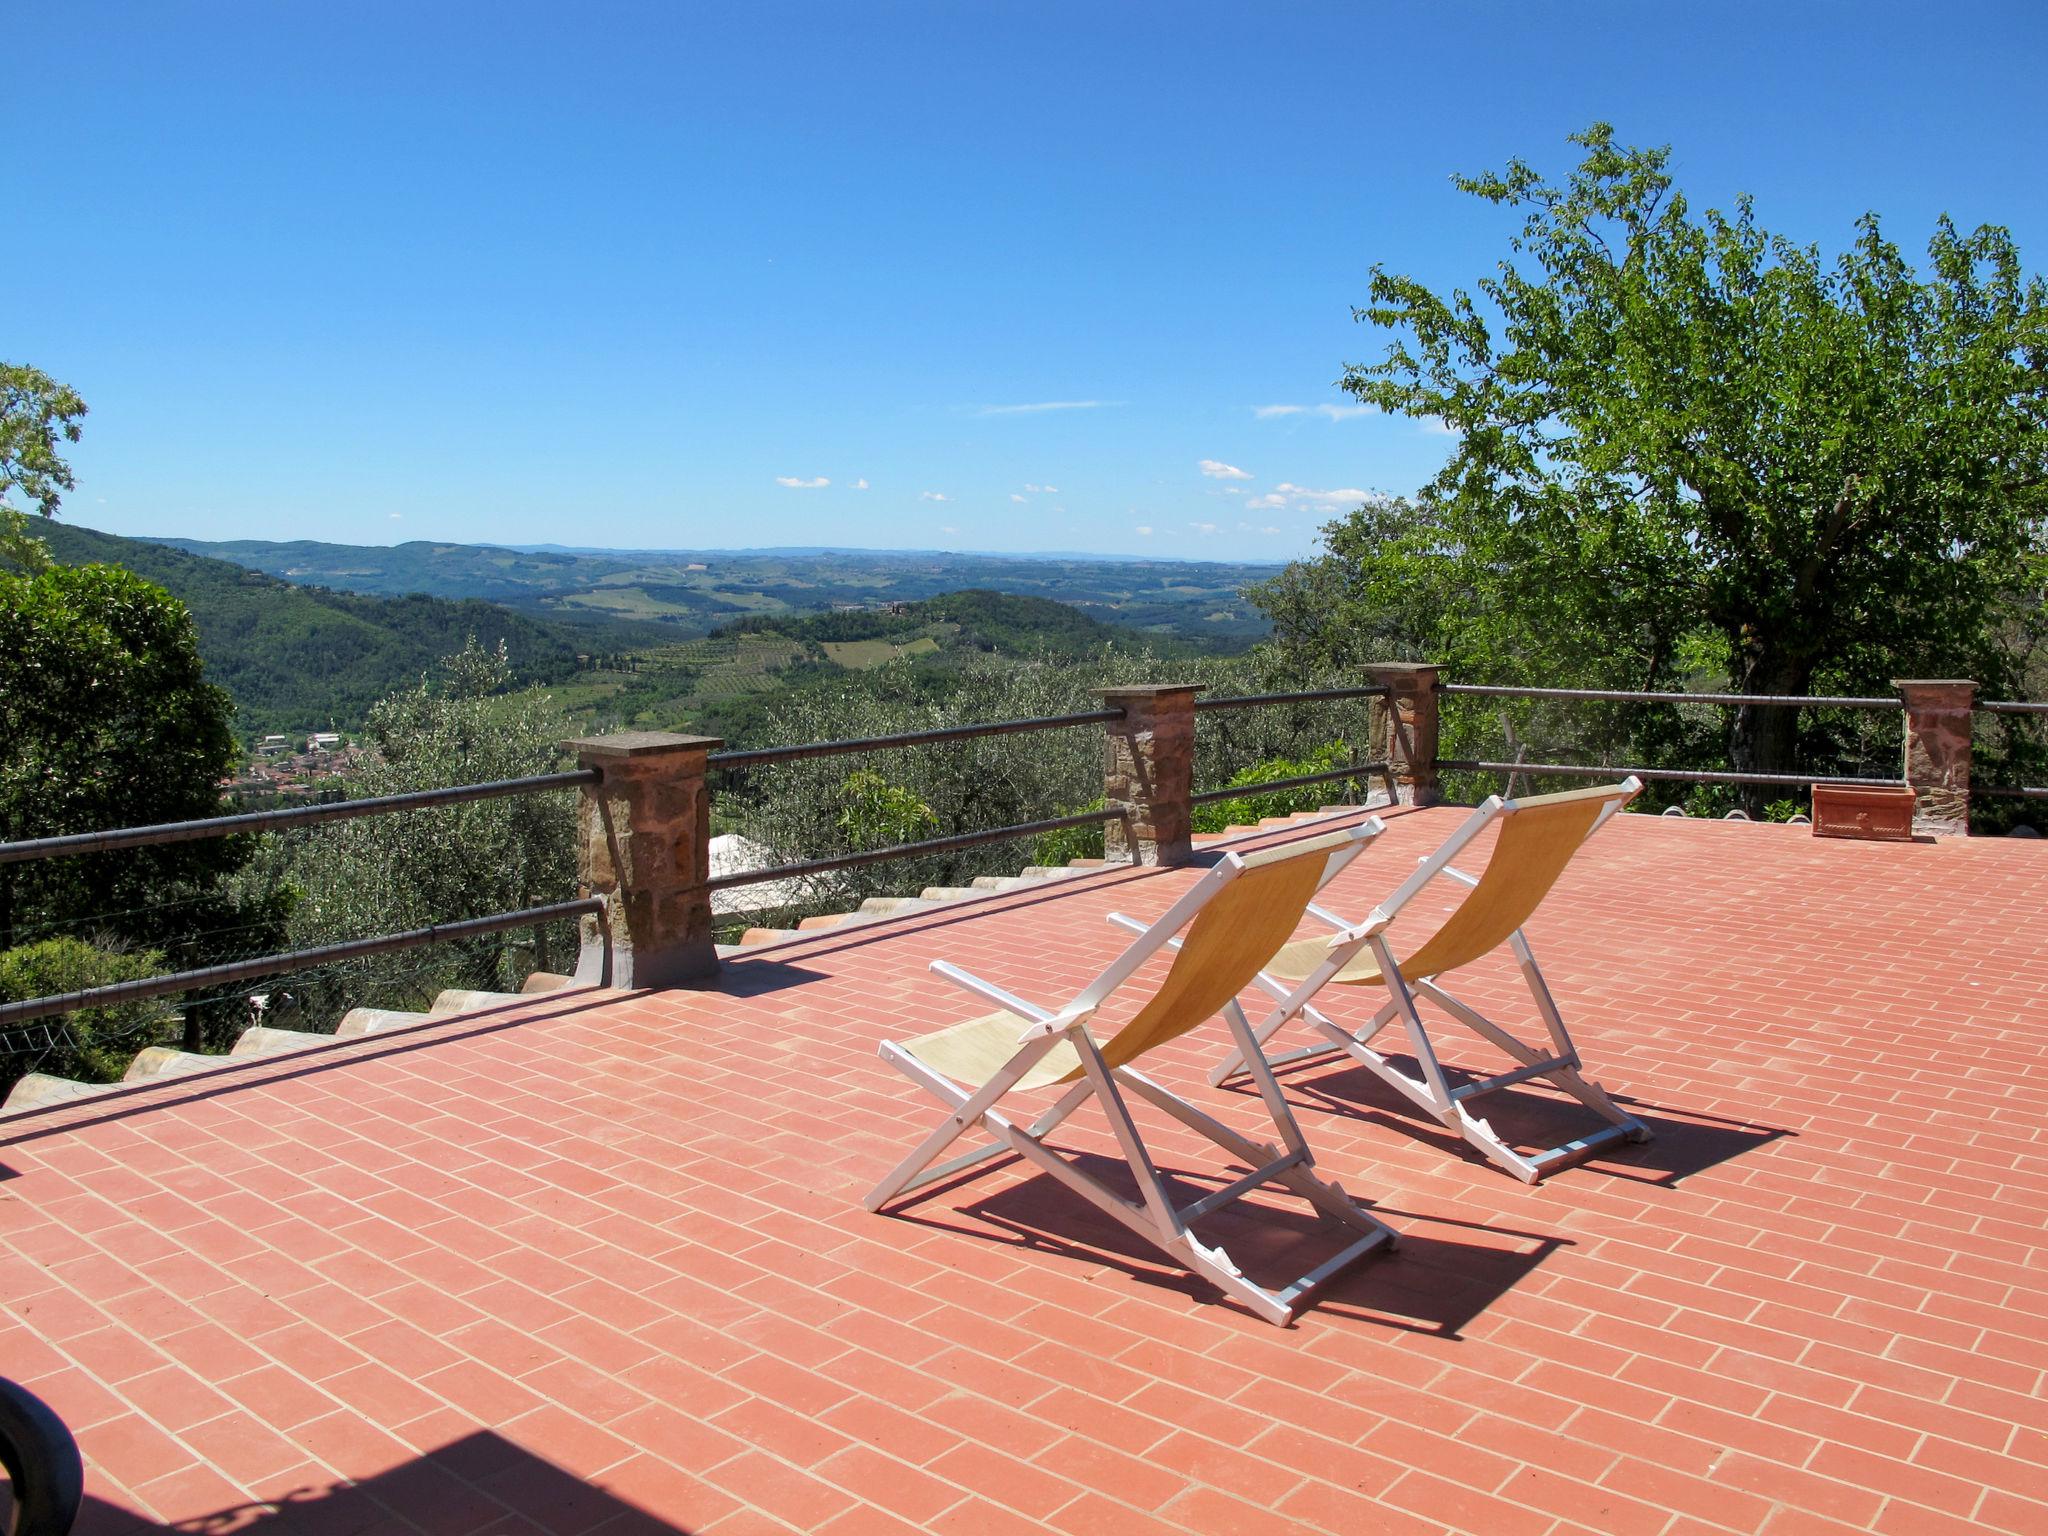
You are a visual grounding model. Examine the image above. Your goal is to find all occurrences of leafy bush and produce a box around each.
[1191,744,1352,833]
[1031,800,1108,866]
[836,770,937,850]
[0,937,176,1091]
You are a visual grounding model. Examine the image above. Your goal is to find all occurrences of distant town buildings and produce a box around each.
[222,732,366,802]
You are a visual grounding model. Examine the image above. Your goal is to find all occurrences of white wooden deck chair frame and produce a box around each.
[866,821,1398,1326]
[1210,780,1652,1183]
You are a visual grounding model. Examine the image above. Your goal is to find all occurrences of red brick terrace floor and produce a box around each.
[4,807,2048,1536]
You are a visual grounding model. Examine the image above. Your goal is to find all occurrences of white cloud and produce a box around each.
[920,491,950,502]
[775,475,830,489]
[1261,525,1282,535]
[1010,493,1027,503]
[1273,481,1373,508]
[1023,482,1060,493]
[1420,418,1458,436]
[940,525,959,534]
[388,512,402,520]
[976,400,1121,416]
[1134,525,1154,536]
[854,477,871,488]
[1252,402,1375,422]
[1247,492,1287,510]
[1198,458,1252,481]
[1189,521,1219,534]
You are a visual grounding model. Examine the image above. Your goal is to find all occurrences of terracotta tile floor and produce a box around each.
[4,807,2047,1535]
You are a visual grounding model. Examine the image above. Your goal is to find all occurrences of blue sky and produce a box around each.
[17,2,2048,563]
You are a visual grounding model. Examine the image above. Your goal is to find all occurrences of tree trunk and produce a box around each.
[1729,647,1813,817]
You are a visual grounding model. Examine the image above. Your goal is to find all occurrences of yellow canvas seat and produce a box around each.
[867,820,1398,1326]
[1210,781,1653,1182]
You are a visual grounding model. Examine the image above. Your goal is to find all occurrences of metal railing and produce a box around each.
[707,807,1124,891]
[1437,682,2048,808]
[0,770,599,1041]
[1439,683,1904,710]
[1193,684,1389,713]
[0,770,599,864]
[1436,683,1912,796]
[1187,685,1394,817]
[1437,760,1898,789]
[703,708,1126,910]
[0,899,602,1030]
[707,709,1123,770]
[1190,761,1395,805]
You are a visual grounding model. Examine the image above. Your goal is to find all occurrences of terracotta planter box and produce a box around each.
[1811,784,1917,842]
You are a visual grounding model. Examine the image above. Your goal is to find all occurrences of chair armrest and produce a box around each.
[1413,854,1479,889]
[928,960,1054,1023]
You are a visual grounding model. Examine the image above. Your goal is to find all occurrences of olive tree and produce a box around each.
[1273,124,2048,807]
[276,640,581,1024]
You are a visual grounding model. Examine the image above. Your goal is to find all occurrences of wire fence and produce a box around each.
[1433,685,1910,814]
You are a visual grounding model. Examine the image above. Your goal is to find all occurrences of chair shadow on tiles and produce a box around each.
[892,1149,1565,1338]
[1266,1057,1790,1187]
[67,1432,695,1536]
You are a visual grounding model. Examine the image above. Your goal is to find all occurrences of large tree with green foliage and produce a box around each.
[1260,125,2048,800]
[1,360,88,573]
[0,563,244,948]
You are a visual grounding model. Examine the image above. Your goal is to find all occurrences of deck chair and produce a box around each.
[1209,781,1652,1183]
[866,821,1398,1326]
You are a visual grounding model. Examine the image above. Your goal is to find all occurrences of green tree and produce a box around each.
[0,563,243,950]
[1270,124,2048,805]
[278,639,581,1020]
[1,361,88,574]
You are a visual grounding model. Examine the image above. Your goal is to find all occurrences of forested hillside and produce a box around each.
[150,534,1277,640]
[39,524,663,736]
[715,589,1211,659]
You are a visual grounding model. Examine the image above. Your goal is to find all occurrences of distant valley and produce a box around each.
[149,535,1277,640]
[50,526,1275,745]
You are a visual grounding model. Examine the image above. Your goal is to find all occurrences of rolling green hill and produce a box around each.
[35,524,665,737]
[146,535,1277,641]
[717,589,1163,659]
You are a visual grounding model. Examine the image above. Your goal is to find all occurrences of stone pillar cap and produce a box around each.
[1891,680,1978,690]
[563,731,725,758]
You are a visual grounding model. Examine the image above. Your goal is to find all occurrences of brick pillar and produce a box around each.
[1095,685,1202,867]
[1363,663,1442,807]
[1893,680,1975,838]
[564,731,724,987]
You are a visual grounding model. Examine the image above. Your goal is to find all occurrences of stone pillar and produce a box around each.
[1893,680,1976,838]
[1363,663,1442,807]
[1095,685,1202,867]
[564,731,724,987]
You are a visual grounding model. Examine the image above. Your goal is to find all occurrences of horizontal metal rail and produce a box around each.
[1190,761,1394,805]
[0,898,602,1029]
[1439,684,1904,710]
[1978,785,2048,799]
[1193,686,1389,712]
[707,710,1124,771]
[1438,759,1903,789]
[707,807,1123,891]
[1981,701,2048,715]
[0,770,600,867]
